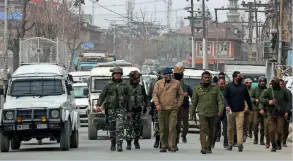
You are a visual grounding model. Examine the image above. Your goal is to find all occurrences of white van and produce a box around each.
[69,71,90,83]
[73,83,89,126]
[0,64,80,152]
[85,66,151,140]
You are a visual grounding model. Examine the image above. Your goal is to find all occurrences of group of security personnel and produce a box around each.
[96,67,148,152]
[96,64,292,154]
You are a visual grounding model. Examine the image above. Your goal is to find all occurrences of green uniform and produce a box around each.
[259,87,290,148]
[190,84,224,149]
[97,79,130,144]
[250,86,267,144]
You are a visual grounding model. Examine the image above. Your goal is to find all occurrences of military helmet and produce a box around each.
[128,70,141,79]
[111,67,123,75]
[258,76,267,83]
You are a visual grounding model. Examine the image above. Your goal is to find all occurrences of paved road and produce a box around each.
[1,127,292,160]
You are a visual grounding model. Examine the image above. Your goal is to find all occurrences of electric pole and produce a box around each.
[3,0,8,81]
[184,0,195,68]
[127,0,134,63]
[202,0,208,70]
[254,0,259,61]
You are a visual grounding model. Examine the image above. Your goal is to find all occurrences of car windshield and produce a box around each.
[80,66,95,71]
[73,86,88,98]
[73,76,89,83]
[92,78,130,92]
[184,78,201,88]
[10,79,63,97]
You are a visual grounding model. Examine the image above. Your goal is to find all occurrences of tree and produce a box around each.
[7,0,35,71]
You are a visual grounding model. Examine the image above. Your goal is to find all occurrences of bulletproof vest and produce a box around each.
[107,82,128,109]
[129,84,144,108]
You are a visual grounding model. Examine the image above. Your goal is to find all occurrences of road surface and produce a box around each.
[1,127,292,160]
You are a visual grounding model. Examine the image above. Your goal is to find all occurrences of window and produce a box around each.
[217,42,229,55]
[184,78,201,88]
[73,86,88,98]
[80,66,95,71]
[91,78,130,92]
[10,79,63,97]
[198,43,211,56]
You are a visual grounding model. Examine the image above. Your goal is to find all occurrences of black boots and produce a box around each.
[154,135,160,148]
[226,145,233,151]
[260,132,265,145]
[253,133,258,144]
[117,140,123,152]
[238,144,243,152]
[134,139,140,149]
[110,140,116,151]
[206,147,212,153]
[126,140,131,150]
[201,148,207,154]
[182,136,187,143]
[276,140,282,150]
[271,144,277,152]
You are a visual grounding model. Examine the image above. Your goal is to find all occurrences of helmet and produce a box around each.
[162,67,173,75]
[157,68,164,75]
[258,76,267,83]
[111,67,123,75]
[128,70,141,80]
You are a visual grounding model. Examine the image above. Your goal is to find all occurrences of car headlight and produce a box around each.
[5,111,14,120]
[51,110,60,118]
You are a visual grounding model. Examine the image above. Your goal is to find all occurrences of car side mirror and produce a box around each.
[83,88,89,96]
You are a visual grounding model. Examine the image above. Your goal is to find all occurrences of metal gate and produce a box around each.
[19,37,69,67]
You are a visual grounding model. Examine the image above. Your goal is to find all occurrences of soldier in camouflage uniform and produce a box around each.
[148,68,164,148]
[96,67,130,152]
[125,70,148,150]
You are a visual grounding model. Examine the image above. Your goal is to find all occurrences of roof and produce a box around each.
[69,71,90,76]
[183,69,207,77]
[96,61,132,67]
[73,83,87,87]
[12,64,65,77]
[90,67,140,77]
[80,63,96,67]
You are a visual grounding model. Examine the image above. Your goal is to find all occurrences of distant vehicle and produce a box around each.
[73,83,89,126]
[95,61,132,67]
[86,66,152,140]
[141,74,157,94]
[69,71,90,83]
[78,63,97,71]
[0,63,80,152]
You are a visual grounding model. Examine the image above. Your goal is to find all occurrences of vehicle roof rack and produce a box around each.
[20,63,59,66]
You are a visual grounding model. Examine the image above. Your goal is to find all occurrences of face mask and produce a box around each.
[219,86,225,91]
[272,83,280,89]
[237,78,243,84]
[164,75,172,82]
[174,73,183,80]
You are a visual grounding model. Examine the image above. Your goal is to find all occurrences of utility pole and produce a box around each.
[184,0,195,68]
[3,0,8,81]
[202,0,208,70]
[248,4,253,61]
[92,0,95,25]
[127,0,133,63]
[278,0,283,66]
[254,0,259,61]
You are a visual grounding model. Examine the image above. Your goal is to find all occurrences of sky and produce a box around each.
[82,0,267,29]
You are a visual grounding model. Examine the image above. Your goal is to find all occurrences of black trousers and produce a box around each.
[214,114,228,145]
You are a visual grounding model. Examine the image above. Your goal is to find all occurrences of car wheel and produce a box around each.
[0,133,10,152]
[11,138,21,150]
[70,130,79,148]
[60,121,71,151]
[88,113,97,140]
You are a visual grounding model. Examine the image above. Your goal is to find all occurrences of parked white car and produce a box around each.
[73,83,89,126]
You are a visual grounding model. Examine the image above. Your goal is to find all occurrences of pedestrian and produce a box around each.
[190,71,224,154]
[243,78,253,142]
[279,79,292,147]
[212,78,228,149]
[250,76,267,146]
[148,68,164,148]
[152,67,184,152]
[173,62,193,149]
[96,67,130,152]
[259,77,290,152]
[125,70,148,150]
[223,71,253,152]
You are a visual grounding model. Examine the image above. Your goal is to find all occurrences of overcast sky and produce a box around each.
[82,0,266,29]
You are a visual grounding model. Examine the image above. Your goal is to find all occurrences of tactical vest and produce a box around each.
[129,84,144,109]
[107,82,128,109]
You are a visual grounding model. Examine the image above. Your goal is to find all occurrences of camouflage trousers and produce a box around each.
[108,108,126,142]
[125,109,142,141]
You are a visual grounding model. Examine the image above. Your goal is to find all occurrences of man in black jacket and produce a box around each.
[212,78,228,148]
[224,71,253,152]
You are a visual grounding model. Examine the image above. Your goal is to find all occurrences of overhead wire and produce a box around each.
[84,0,162,8]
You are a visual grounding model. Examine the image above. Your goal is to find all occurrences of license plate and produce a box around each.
[78,111,86,115]
[17,125,29,130]
[37,124,47,129]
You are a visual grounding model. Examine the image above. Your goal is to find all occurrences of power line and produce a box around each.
[84,0,162,8]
